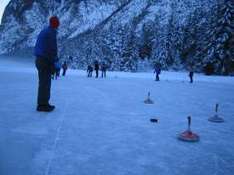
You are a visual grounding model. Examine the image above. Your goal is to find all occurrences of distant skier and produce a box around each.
[94,60,99,78]
[101,63,107,78]
[62,61,68,76]
[189,71,194,83]
[154,64,161,81]
[87,65,93,77]
[35,16,60,112]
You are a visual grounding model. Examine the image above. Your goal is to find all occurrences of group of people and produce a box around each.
[154,64,194,83]
[34,16,195,113]
[87,61,108,78]
[52,61,68,80]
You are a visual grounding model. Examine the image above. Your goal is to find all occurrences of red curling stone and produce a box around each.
[178,130,200,142]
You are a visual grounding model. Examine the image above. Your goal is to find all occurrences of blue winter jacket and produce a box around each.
[34,26,58,64]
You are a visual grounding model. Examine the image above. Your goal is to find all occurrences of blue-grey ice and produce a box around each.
[0,56,234,175]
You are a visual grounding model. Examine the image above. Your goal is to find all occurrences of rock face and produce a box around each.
[0,0,128,54]
[1,0,232,74]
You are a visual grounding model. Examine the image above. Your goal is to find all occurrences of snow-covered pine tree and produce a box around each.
[121,35,138,72]
[219,0,234,74]
[109,26,127,71]
[139,22,154,60]
[164,0,178,69]
[202,0,234,74]
[180,9,203,68]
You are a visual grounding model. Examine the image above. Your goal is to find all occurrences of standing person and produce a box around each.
[87,65,93,77]
[35,16,60,112]
[51,61,60,80]
[55,61,61,80]
[62,61,68,76]
[101,63,107,78]
[154,64,161,81]
[189,71,194,83]
[94,60,99,78]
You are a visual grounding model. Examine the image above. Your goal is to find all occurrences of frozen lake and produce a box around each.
[0,56,234,175]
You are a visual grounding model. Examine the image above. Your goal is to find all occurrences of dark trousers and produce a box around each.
[95,70,99,78]
[156,74,160,81]
[36,58,52,106]
[62,69,67,76]
[190,76,193,83]
[88,71,93,77]
[101,71,106,78]
[56,69,60,79]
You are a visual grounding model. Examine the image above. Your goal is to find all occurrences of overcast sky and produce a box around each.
[0,0,10,23]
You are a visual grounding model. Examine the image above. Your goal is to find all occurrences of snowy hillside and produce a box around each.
[0,0,233,74]
[0,56,234,175]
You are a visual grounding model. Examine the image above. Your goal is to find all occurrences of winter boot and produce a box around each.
[37,104,55,112]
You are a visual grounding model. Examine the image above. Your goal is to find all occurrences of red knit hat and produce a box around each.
[49,16,60,29]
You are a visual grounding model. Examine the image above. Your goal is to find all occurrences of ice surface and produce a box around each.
[0,56,234,175]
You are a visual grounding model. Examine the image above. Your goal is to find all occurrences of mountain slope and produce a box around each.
[1,0,231,74]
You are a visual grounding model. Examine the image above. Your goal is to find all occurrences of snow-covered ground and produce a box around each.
[0,56,234,175]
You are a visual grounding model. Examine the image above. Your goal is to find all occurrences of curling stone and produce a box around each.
[150,118,159,123]
[208,104,224,123]
[178,116,200,142]
[144,92,154,104]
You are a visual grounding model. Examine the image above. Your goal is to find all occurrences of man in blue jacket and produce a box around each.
[35,16,60,112]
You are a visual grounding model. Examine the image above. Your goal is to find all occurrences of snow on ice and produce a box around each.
[0,56,234,175]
